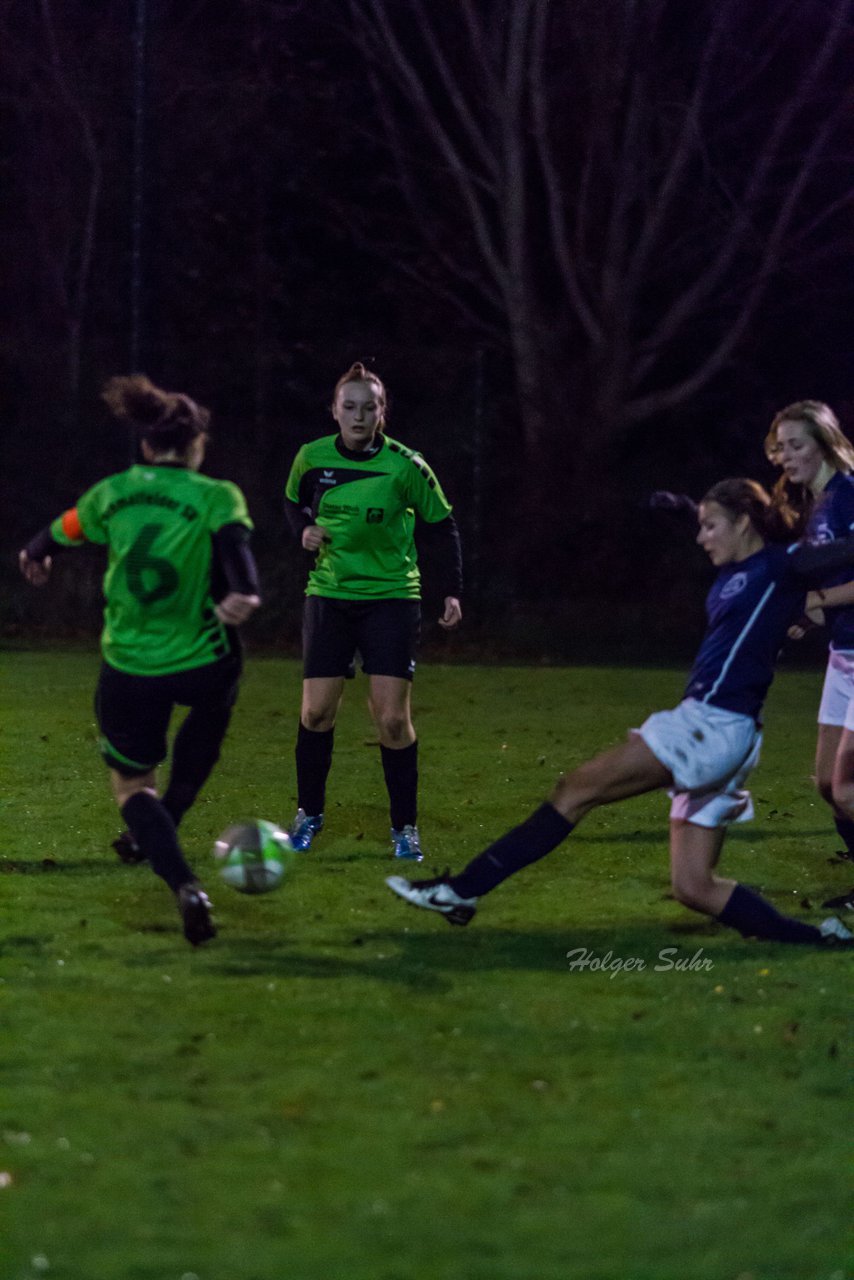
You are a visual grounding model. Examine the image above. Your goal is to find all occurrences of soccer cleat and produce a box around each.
[391,824,424,862]
[385,872,477,925]
[176,882,216,946]
[289,809,324,852]
[821,886,854,911]
[112,830,145,865]
[818,915,854,946]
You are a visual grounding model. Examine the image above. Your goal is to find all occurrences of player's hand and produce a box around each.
[787,607,824,640]
[19,550,52,586]
[439,596,462,629]
[302,525,328,552]
[215,593,261,625]
[647,490,697,515]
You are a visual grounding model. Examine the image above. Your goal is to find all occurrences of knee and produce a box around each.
[670,870,714,914]
[112,773,156,810]
[816,774,835,807]
[373,710,411,746]
[831,779,854,816]
[301,707,336,733]
[550,763,599,819]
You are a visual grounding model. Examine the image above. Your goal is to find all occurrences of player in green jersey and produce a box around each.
[19,375,261,946]
[285,361,463,861]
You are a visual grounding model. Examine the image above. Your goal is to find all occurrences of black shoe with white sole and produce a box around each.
[385,873,477,926]
[112,830,145,865]
[821,887,854,912]
[177,883,216,946]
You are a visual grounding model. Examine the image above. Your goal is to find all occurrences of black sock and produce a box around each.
[161,703,234,827]
[833,814,854,855]
[296,723,334,815]
[381,741,418,829]
[718,883,823,944]
[451,803,574,899]
[121,792,195,893]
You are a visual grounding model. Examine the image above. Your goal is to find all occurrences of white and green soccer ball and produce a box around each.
[213,819,295,894]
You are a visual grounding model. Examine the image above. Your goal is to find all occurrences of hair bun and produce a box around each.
[101,375,167,425]
[101,375,210,447]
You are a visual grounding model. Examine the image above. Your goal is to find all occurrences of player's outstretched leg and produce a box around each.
[387,735,669,922]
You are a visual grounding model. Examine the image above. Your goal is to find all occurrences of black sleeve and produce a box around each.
[285,498,312,541]
[211,523,261,597]
[24,525,63,561]
[789,533,854,579]
[416,515,463,599]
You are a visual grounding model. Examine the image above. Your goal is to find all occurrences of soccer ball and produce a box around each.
[213,819,295,894]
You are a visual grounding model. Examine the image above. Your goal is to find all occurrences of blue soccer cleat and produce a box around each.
[391,824,424,861]
[289,809,324,851]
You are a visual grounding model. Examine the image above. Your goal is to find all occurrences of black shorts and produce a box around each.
[95,654,242,776]
[302,597,421,682]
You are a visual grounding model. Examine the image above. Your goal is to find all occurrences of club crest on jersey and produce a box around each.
[720,571,748,600]
[366,508,384,523]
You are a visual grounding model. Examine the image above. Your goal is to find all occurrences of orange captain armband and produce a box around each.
[59,508,85,543]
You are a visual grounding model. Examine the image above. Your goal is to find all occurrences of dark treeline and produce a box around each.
[3,0,853,659]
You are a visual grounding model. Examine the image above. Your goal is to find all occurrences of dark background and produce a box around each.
[2,0,853,662]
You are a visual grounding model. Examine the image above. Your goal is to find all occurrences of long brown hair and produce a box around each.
[701,478,786,543]
[101,375,210,454]
[763,400,854,537]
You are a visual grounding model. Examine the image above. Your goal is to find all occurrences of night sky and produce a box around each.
[3,0,854,653]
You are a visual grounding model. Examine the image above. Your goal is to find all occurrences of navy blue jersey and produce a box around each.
[806,471,854,651]
[683,544,805,722]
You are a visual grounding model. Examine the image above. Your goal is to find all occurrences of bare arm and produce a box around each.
[806,581,854,611]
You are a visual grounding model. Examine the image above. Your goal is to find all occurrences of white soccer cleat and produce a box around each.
[385,873,477,926]
[819,916,854,946]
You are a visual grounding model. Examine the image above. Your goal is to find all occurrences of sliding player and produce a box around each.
[388,479,853,946]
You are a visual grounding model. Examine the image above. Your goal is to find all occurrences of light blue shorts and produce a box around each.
[636,698,761,829]
[818,649,854,730]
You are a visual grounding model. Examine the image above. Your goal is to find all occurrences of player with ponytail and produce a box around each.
[19,375,261,946]
[388,478,854,946]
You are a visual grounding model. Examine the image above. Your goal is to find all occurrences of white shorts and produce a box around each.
[636,698,762,829]
[817,649,854,730]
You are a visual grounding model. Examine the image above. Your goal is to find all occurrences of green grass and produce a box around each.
[0,648,851,1280]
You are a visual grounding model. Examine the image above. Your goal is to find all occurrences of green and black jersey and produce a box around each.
[285,434,454,600]
[50,464,252,676]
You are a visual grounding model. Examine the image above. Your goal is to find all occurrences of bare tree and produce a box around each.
[344,0,854,524]
[0,0,110,415]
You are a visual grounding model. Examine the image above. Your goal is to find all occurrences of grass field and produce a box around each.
[1,647,852,1280]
